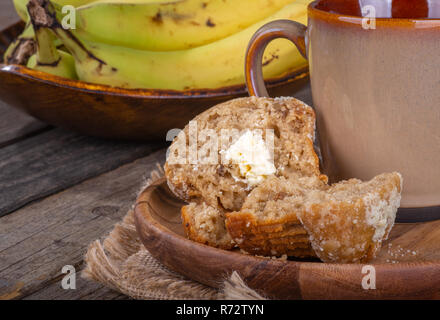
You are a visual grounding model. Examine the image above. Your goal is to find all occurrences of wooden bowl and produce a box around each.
[134,178,440,300]
[0,22,309,141]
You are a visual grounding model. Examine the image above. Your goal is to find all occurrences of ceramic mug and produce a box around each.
[245,0,440,222]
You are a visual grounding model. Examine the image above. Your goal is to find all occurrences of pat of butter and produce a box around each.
[224,130,276,186]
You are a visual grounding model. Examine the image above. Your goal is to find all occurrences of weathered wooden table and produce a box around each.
[0,3,168,299]
[0,2,316,300]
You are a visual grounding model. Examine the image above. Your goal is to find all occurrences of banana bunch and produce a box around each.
[14,0,311,90]
[4,0,92,72]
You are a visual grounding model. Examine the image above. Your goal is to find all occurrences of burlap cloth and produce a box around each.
[82,166,266,300]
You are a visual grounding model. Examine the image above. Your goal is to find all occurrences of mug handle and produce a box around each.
[245,19,308,97]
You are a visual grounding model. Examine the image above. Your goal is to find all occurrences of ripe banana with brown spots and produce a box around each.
[5,0,93,66]
[69,0,297,51]
[30,0,309,89]
[13,0,96,22]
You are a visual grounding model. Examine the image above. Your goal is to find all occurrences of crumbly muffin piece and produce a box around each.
[165,96,326,213]
[225,175,325,257]
[226,173,402,263]
[181,202,235,249]
[298,172,402,263]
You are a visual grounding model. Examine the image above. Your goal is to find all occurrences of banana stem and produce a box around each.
[3,22,36,64]
[34,27,60,65]
[51,28,95,64]
[27,0,62,65]
[27,0,102,65]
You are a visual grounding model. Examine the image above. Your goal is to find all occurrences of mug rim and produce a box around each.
[308,0,440,28]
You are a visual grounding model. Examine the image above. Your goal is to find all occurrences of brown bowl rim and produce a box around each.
[0,63,309,99]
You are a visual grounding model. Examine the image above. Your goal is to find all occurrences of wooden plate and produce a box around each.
[134,178,440,300]
[0,22,309,141]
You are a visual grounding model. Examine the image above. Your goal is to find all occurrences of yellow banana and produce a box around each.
[31,0,308,89]
[7,0,96,65]
[26,28,78,79]
[71,0,296,51]
[13,0,30,21]
[27,50,78,79]
[3,22,35,64]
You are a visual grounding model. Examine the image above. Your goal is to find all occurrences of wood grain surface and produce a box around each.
[0,149,166,300]
[0,6,167,299]
[0,102,49,148]
[0,128,164,216]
